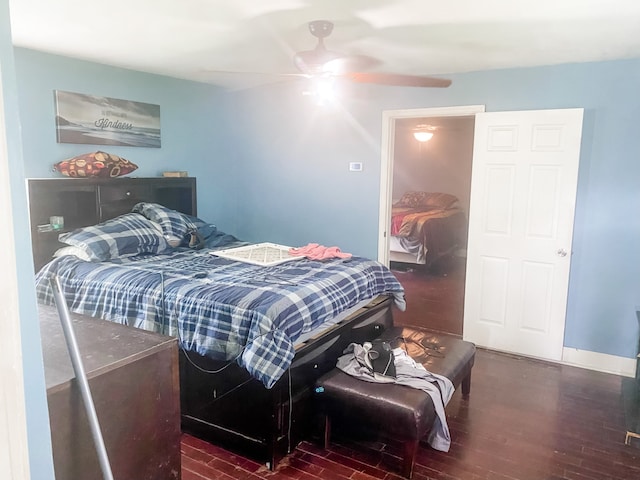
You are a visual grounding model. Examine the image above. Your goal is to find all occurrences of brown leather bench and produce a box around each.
[314,326,476,479]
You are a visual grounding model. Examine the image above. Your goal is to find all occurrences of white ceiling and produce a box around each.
[8,0,640,90]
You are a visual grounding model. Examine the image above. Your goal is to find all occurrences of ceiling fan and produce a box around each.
[292,20,452,88]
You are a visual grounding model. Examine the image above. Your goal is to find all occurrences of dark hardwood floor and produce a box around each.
[180,255,640,479]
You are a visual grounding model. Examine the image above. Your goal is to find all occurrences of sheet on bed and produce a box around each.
[391,206,462,238]
[35,248,405,388]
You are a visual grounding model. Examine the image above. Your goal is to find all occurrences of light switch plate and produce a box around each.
[349,162,363,172]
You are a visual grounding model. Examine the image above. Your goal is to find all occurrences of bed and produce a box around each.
[28,177,405,469]
[390,191,468,268]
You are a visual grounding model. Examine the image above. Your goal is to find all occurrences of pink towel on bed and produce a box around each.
[289,243,352,261]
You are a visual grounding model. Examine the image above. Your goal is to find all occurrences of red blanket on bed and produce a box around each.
[391,206,462,237]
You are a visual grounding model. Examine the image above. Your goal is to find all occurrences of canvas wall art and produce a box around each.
[54,90,161,148]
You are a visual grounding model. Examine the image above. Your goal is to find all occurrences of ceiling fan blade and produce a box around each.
[201,69,308,77]
[345,72,452,88]
[294,48,343,74]
[197,69,310,91]
[322,55,381,74]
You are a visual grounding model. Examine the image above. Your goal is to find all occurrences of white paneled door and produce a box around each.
[463,109,583,361]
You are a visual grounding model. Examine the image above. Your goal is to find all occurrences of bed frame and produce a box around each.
[180,295,393,468]
[27,177,197,270]
[28,176,396,469]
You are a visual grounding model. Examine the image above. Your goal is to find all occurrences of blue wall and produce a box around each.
[14,48,241,235]
[13,49,640,368]
[230,81,386,254]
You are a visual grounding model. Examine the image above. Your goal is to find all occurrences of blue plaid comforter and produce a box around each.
[35,249,405,388]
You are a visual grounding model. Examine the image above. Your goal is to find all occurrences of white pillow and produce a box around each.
[53,246,93,262]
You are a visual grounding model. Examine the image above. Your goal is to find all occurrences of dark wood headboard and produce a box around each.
[28,177,197,270]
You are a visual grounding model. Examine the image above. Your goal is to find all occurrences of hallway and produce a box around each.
[391,254,466,336]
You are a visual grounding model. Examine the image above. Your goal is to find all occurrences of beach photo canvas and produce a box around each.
[54,90,161,147]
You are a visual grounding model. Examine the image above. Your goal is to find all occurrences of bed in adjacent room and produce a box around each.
[390,191,468,268]
[28,177,405,469]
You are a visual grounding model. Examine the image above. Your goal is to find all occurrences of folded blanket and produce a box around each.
[289,243,352,261]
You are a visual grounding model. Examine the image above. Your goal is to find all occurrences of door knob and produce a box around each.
[556,248,568,257]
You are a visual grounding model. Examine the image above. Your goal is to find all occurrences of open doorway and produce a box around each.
[378,106,484,336]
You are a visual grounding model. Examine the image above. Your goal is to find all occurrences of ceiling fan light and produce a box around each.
[413,131,434,142]
[302,76,339,106]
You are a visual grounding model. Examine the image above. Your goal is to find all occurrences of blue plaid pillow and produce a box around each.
[58,213,170,262]
[132,202,193,246]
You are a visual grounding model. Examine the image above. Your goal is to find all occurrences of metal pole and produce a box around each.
[50,275,114,480]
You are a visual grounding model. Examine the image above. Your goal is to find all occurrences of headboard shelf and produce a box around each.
[28,177,197,270]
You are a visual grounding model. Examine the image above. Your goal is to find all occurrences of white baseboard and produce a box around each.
[562,347,637,378]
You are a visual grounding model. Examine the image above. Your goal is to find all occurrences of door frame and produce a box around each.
[377,105,486,265]
[0,64,32,478]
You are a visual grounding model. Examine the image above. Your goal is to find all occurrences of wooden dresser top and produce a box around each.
[39,305,176,393]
